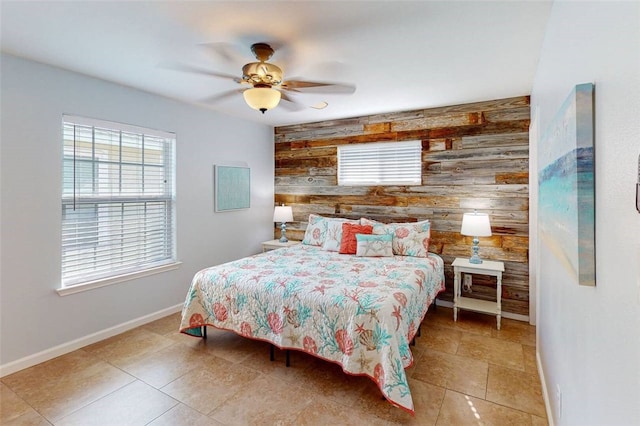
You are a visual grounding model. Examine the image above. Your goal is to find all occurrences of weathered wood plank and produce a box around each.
[496,172,529,184]
[281,229,306,241]
[274,141,292,152]
[274,146,337,160]
[503,261,529,276]
[502,284,530,301]
[275,166,336,176]
[367,109,426,124]
[280,124,365,142]
[502,235,530,249]
[309,195,404,207]
[458,197,529,211]
[435,159,529,173]
[501,300,529,316]
[274,194,312,205]
[483,106,531,123]
[386,184,530,197]
[424,145,529,161]
[276,185,371,196]
[400,195,463,209]
[462,132,529,148]
[275,117,365,134]
[421,174,497,186]
[392,112,484,132]
[284,203,337,218]
[275,176,337,186]
[275,156,336,169]
[422,96,529,116]
[364,122,391,134]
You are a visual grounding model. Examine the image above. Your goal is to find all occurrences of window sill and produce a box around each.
[56,261,182,296]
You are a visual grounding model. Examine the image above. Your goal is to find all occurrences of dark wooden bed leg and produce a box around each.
[202,326,207,339]
[286,350,290,367]
[411,337,416,346]
[270,345,275,362]
[417,325,421,337]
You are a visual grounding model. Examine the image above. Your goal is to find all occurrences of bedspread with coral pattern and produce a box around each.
[179,244,444,414]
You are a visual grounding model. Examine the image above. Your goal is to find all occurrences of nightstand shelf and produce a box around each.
[452,257,505,329]
[262,239,301,252]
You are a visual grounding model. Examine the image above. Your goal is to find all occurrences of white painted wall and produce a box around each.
[0,54,274,368]
[530,2,640,425]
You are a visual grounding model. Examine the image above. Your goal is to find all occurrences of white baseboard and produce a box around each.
[0,303,183,378]
[537,349,554,426]
[434,299,530,323]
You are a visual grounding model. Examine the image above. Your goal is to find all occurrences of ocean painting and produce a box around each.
[538,83,595,286]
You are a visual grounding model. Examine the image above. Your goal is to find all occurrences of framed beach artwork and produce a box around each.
[214,165,250,212]
[538,83,595,286]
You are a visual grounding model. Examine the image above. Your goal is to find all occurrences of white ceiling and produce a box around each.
[0,1,552,127]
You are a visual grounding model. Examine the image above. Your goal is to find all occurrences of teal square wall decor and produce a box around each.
[214,165,250,212]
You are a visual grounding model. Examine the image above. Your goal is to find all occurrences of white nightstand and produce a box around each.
[452,257,505,329]
[262,239,301,252]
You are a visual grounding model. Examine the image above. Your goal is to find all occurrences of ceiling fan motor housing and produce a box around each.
[250,43,274,61]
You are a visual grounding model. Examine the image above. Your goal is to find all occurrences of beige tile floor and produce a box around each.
[1,307,547,425]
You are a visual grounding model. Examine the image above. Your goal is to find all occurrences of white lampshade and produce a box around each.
[460,212,492,237]
[273,205,293,223]
[243,87,281,113]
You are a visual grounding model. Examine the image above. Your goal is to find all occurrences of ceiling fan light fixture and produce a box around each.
[243,87,281,114]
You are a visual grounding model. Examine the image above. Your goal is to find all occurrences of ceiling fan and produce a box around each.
[164,42,356,114]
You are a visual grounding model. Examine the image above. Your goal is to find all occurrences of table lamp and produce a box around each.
[460,211,492,264]
[273,205,293,243]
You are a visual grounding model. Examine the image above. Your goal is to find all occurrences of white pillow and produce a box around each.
[301,214,328,246]
[355,233,394,257]
[322,218,359,252]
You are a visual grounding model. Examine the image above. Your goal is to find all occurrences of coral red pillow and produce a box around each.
[339,223,373,254]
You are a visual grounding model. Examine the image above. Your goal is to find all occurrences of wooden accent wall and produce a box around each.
[274,96,530,317]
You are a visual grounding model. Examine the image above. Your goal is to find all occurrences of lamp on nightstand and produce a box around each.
[460,211,492,264]
[273,204,293,243]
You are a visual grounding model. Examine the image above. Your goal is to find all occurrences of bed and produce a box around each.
[179,230,445,414]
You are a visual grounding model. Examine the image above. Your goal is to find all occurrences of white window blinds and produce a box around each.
[338,140,422,186]
[61,115,176,287]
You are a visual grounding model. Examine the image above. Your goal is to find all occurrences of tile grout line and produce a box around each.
[431,384,449,426]
[443,388,548,422]
[53,378,139,424]
[1,381,53,425]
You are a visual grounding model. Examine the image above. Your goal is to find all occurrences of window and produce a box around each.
[337,140,422,186]
[61,115,176,289]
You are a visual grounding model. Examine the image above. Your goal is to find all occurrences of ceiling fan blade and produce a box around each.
[198,42,246,65]
[278,91,306,111]
[281,79,356,94]
[158,61,242,83]
[200,89,245,104]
